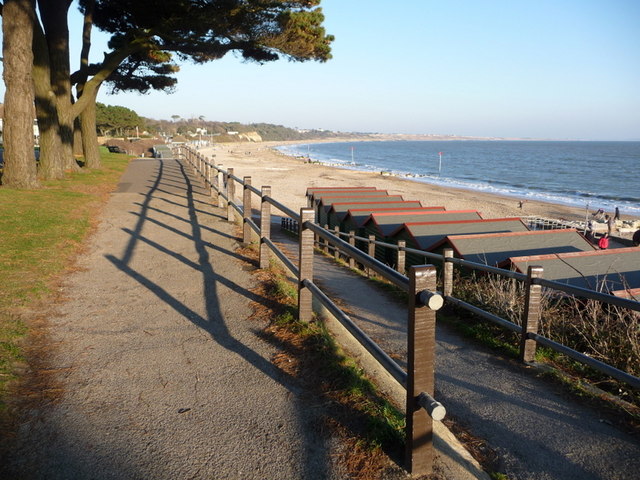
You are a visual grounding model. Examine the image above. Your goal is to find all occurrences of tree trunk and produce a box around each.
[2,0,40,189]
[37,0,77,172]
[73,117,84,157]
[75,0,99,169]
[80,89,101,169]
[32,21,65,180]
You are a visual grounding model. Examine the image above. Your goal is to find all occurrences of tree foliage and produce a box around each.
[1,0,334,186]
[95,103,143,136]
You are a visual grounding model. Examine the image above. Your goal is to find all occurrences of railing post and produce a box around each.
[227,168,235,222]
[206,159,213,196]
[367,235,376,277]
[259,186,272,269]
[333,226,340,260]
[298,208,315,323]
[321,224,329,253]
[520,266,544,363]
[243,176,252,244]
[405,265,438,476]
[218,167,225,208]
[397,240,406,275]
[348,230,356,269]
[443,248,454,297]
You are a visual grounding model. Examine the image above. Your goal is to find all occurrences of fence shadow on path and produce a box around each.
[103,158,371,478]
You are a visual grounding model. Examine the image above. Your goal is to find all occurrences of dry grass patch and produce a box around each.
[0,149,131,420]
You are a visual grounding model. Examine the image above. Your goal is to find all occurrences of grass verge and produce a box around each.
[0,148,131,417]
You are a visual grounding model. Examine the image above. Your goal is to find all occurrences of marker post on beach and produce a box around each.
[438,152,443,175]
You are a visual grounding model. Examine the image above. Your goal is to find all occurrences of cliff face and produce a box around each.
[238,131,263,142]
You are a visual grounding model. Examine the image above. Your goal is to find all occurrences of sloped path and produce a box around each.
[271,225,640,480]
[2,158,341,479]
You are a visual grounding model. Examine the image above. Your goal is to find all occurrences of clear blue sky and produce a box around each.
[4,0,640,140]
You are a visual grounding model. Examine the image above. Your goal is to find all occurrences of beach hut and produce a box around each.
[323,198,407,229]
[430,229,596,266]
[362,210,482,262]
[341,205,442,236]
[390,218,529,268]
[317,194,401,226]
[306,186,378,195]
[306,187,380,206]
[310,189,388,206]
[312,192,391,224]
[502,247,640,294]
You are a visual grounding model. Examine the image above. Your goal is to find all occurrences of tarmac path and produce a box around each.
[271,224,640,480]
[1,158,344,479]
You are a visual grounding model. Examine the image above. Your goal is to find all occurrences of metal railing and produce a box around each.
[174,144,640,475]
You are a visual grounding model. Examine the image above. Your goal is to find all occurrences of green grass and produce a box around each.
[265,267,405,452]
[0,148,131,413]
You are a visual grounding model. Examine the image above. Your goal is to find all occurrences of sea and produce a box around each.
[276,140,640,216]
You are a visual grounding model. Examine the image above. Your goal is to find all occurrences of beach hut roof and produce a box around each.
[307,187,380,203]
[306,186,378,196]
[312,190,389,205]
[342,206,443,228]
[432,229,595,266]
[317,194,401,212]
[363,210,481,237]
[393,218,529,251]
[503,247,640,292]
[325,198,408,220]
[611,287,640,300]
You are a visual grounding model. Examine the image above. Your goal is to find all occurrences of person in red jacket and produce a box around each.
[598,233,609,250]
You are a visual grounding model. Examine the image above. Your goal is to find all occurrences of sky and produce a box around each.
[3,0,640,140]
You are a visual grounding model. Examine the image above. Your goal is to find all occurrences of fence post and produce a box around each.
[397,240,406,275]
[443,248,454,297]
[520,266,544,363]
[367,235,376,277]
[259,186,272,269]
[227,168,235,222]
[333,226,340,260]
[243,176,252,244]
[348,230,356,269]
[406,265,439,476]
[206,160,212,196]
[218,167,226,208]
[298,208,315,323]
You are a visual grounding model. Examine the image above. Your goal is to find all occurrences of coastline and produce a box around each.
[199,140,640,235]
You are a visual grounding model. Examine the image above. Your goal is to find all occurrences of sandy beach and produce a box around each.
[198,140,639,234]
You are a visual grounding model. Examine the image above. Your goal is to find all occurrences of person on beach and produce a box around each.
[587,220,595,242]
[592,208,605,220]
[598,233,609,250]
[615,206,620,221]
[606,214,615,235]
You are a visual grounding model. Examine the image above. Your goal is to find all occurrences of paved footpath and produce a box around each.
[271,226,640,480]
[2,158,344,479]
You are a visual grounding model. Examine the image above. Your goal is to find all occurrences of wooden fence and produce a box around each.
[174,145,640,475]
